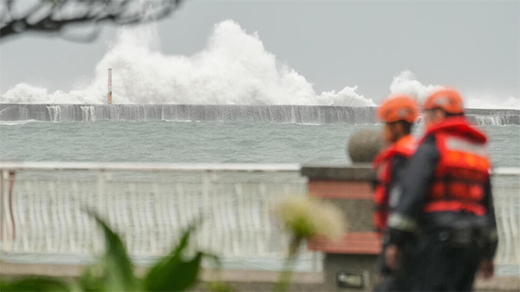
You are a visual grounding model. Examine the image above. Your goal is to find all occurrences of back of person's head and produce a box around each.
[377,95,419,126]
[423,88,465,115]
[377,95,418,140]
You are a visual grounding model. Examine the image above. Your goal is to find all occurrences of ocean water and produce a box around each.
[0,121,518,167]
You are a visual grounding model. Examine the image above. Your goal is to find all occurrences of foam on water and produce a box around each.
[0,120,41,126]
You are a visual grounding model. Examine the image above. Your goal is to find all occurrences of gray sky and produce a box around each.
[1,0,518,103]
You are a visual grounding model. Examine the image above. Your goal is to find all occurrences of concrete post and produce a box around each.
[303,128,383,291]
[347,128,384,164]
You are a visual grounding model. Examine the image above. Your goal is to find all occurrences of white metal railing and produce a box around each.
[0,163,518,274]
[492,168,520,270]
[0,162,311,270]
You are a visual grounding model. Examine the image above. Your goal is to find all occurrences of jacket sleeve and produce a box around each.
[482,179,499,259]
[388,155,408,191]
[387,135,440,247]
[386,154,408,214]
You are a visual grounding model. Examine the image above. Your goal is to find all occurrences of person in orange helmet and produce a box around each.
[385,88,498,291]
[372,95,418,291]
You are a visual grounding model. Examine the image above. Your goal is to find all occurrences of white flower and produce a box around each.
[273,196,346,242]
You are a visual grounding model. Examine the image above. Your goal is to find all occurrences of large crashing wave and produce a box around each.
[2,20,519,109]
[389,71,520,109]
[1,20,373,106]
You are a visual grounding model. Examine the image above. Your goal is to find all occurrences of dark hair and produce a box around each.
[428,107,465,117]
[400,121,413,134]
[391,120,413,135]
[445,112,465,117]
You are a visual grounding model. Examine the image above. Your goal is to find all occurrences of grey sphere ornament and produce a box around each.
[347,128,384,163]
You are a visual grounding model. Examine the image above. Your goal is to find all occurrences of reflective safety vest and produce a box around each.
[372,135,417,235]
[422,117,491,216]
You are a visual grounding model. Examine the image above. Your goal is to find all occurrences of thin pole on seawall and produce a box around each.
[108,68,113,104]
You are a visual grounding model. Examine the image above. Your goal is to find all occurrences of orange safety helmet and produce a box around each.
[423,88,464,114]
[377,95,419,123]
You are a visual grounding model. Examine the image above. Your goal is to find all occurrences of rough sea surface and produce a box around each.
[0,121,518,167]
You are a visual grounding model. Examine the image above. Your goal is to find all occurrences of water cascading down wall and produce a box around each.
[0,104,519,125]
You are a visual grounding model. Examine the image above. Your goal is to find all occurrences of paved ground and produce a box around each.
[1,262,518,291]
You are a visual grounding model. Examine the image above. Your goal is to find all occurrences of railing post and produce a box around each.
[94,171,106,252]
[201,170,211,250]
[0,170,14,252]
[0,170,5,248]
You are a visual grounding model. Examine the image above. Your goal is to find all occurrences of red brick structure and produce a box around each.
[302,165,381,291]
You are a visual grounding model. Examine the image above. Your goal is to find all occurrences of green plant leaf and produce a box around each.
[145,224,195,278]
[208,281,235,292]
[87,210,137,291]
[77,265,105,292]
[146,252,203,292]
[0,277,71,292]
[144,225,205,291]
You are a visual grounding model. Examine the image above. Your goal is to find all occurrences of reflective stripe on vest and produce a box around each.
[445,136,489,157]
[388,213,417,232]
[424,201,486,216]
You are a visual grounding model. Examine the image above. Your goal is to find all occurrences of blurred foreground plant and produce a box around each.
[0,198,343,292]
[272,196,346,292]
[0,211,217,292]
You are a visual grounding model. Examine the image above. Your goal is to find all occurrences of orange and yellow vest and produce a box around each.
[422,117,491,216]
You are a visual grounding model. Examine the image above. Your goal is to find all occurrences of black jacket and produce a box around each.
[387,134,498,259]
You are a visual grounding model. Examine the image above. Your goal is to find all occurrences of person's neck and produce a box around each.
[393,133,408,143]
